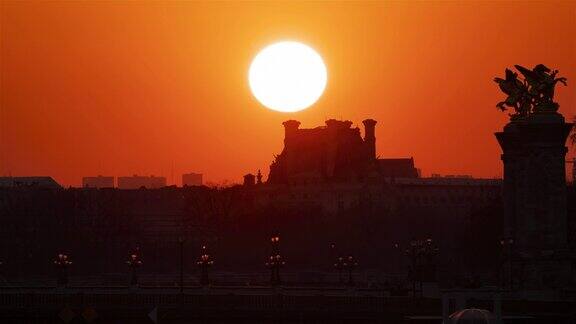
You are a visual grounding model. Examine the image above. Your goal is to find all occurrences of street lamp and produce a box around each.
[334,256,345,284]
[329,242,338,272]
[126,250,143,287]
[403,238,438,299]
[271,236,280,244]
[265,235,285,286]
[53,253,72,287]
[342,255,358,286]
[196,245,214,286]
[499,237,514,290]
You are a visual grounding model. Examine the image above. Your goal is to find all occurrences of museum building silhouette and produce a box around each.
[268,119,418,185]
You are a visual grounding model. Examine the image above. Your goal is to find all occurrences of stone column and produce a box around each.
[495,112,573,288]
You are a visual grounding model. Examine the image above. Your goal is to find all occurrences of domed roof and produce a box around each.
[446,308,495,324]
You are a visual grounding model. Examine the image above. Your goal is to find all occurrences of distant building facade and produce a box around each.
[82,176,114,189]
[252,176,501,215]
[268,119,418,184]
[117,175,166,189]
[182,172,203,186]
[431,174,474,179]
[0,176,62,189]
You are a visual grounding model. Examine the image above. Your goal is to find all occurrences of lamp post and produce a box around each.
[196,245,214,286]
[329,242,336,270]
[265,235,285,286]
[393,242,403,274]
[404,238,438,299]
[406,240,423,299]
[499,237,514,290]
[126,250,142,287]
[343,255,358,286]
[334,256,345,284]
[53,253,72,287]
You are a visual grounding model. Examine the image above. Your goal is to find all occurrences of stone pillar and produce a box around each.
[495,112,573,287]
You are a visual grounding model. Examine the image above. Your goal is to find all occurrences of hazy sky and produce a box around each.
[1,1,575,186]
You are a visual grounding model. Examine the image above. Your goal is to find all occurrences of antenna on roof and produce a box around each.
[171,161,174,186]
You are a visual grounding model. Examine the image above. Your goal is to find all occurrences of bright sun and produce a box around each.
[249,41,327,113]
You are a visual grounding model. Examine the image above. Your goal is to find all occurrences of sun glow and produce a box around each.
[249,41,327,113]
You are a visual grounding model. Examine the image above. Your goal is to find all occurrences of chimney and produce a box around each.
[283,120,300,137]
[362,119,377,159]
[256,170,263,184]
[282,120,301,147]
[243,173,255,186]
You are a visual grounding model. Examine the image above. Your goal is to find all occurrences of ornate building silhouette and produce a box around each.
[268,119,418,184]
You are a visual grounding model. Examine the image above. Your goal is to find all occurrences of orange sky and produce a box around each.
[1,1,575,186]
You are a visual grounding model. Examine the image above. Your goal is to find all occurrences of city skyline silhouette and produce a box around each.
[1,2,574,187]
[1,1,576,323]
